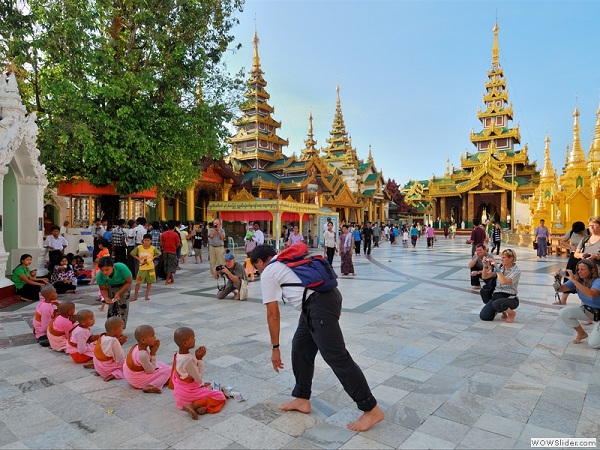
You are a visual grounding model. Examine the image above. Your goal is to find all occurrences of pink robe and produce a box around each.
[123,345,171,389]
[65,326,95,358]
[48,315,76,352]
[33,300,59,338]
[171,353,226,413]
[93,335,125,379]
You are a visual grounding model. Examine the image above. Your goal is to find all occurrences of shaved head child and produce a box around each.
[123,325,171,393]
[65,309,100,368]
[93,317,128,382]
[171,327,226,420]
[48,301,76,352]
[33,284,60,347]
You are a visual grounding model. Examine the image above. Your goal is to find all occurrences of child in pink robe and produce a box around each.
[123,325,171,393]
[32,285,60,347]
[66,309,99,367]
[48,301,77,352]
[93,317,128,381]
[170,327,226,419]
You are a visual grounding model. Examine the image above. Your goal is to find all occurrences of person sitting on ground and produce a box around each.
[556,260,600,347]
[48,301,77,352]
[12,254,49,302]
[469,244,495,290]
[66,309,100,368]
[75,239,91,257]
[479,249,520,323]
[171,327,227,420]
[73,256,92,284]
[123,325,171,393]
[32,284,60,347]
[216,252,245,300]
[50,256,77,295]
[555,221,588,305]
[93,317,128,382]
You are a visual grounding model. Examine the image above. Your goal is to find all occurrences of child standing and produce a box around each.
[402,229,409,248]
[171,327,227,420]
[130,234,161,301]
[123,325,171,393]
[48,301,77,352]
[244,253,255,282]
[93,239,110,310]
[32,285,60,347]
[93,317,128,382]
[66,309,100,368]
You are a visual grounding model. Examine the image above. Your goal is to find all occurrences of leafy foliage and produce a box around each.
[0,0,245,195]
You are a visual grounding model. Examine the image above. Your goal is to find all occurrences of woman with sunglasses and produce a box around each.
[556,259,600,347]
[479,249,520,323]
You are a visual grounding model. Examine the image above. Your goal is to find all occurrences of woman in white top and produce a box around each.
[322,222,337,265]
[479,249,520,323]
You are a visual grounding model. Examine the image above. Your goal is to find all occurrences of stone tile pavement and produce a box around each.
[0,238,598,449]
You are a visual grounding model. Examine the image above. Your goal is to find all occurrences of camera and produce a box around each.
[215,265,225,272]
[559,269,568,277]
[583,253,591,259]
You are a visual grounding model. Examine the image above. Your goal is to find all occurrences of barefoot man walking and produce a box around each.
[250,244,384,431]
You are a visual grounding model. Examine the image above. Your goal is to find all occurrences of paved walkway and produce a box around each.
[0,238,598,449]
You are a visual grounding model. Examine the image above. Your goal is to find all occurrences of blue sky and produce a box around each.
[223,0,600,187]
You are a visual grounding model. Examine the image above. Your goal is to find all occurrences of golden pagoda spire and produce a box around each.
[540,135,556,180]
[491,22,500,68]
[567,106,586,169]
[445,158,451,177]
[588,101,600,173]
[252,30,260,70]
[301,112,319,159]
[368,145,374,164]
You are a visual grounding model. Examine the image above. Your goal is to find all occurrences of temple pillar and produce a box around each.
[595,198,600,217]
[298,213,305,234]
[223,182,232,202]
[273,210,282,251]
[468,192,475,226]
[186,187,195,221]
[379,202,385,223]
[368,201,373,222]
[500,192,507,223]
[344,207,350,223]
[158,195,166,221]
[440,197,447,224]
[300,192,306,203]
[89,195,94,224]
[174,195,180,221]
[462,194,467,225]
[127,195,132,220]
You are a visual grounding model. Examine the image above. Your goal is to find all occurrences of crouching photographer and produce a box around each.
[556,260,600,347]
[479,249,520,323]
[216,253,246,300]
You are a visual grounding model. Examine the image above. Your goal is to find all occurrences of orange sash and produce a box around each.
[47,319,64,337]
[125,345,144,372]
[66,325,81,348]
[34,311,42,322]
[168,353,194,390]
[93,335,111,361]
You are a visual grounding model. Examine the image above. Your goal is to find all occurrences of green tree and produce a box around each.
[0,0,244,195]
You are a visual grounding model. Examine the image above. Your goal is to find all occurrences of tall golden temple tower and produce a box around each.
[470,22,521,153]
[321,86,359,172]
[228,31,289,167]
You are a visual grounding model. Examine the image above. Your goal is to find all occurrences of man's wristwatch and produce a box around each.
[272,344,280,349]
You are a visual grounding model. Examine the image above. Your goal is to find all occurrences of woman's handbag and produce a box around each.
[582,305,600,322]
[533,241,538,250]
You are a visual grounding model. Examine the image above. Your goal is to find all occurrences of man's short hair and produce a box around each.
[472,218,481,226]
[51,225,60,232]
[250,244,277,265]
[475,243,486,250]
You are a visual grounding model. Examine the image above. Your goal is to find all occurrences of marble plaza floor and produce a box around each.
[1,238,598,449]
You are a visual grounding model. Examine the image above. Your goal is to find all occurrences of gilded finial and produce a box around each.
[491,21,500,68]
[252,30,260,69]
[6,60,17,74]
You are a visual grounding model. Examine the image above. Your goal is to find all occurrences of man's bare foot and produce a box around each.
[572,331,589,344]
[131,297,138,302]
[195,406,207,415]
[145,297,150,301]
[503,310,516,323]
[583,321,593,326]
[279,398,311,414]
[103,374,116,382]
[501,312,508,319]
[183,404,199,420]
[83,362,94,369]
[347,405,385,431]
[143,386,162,394]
